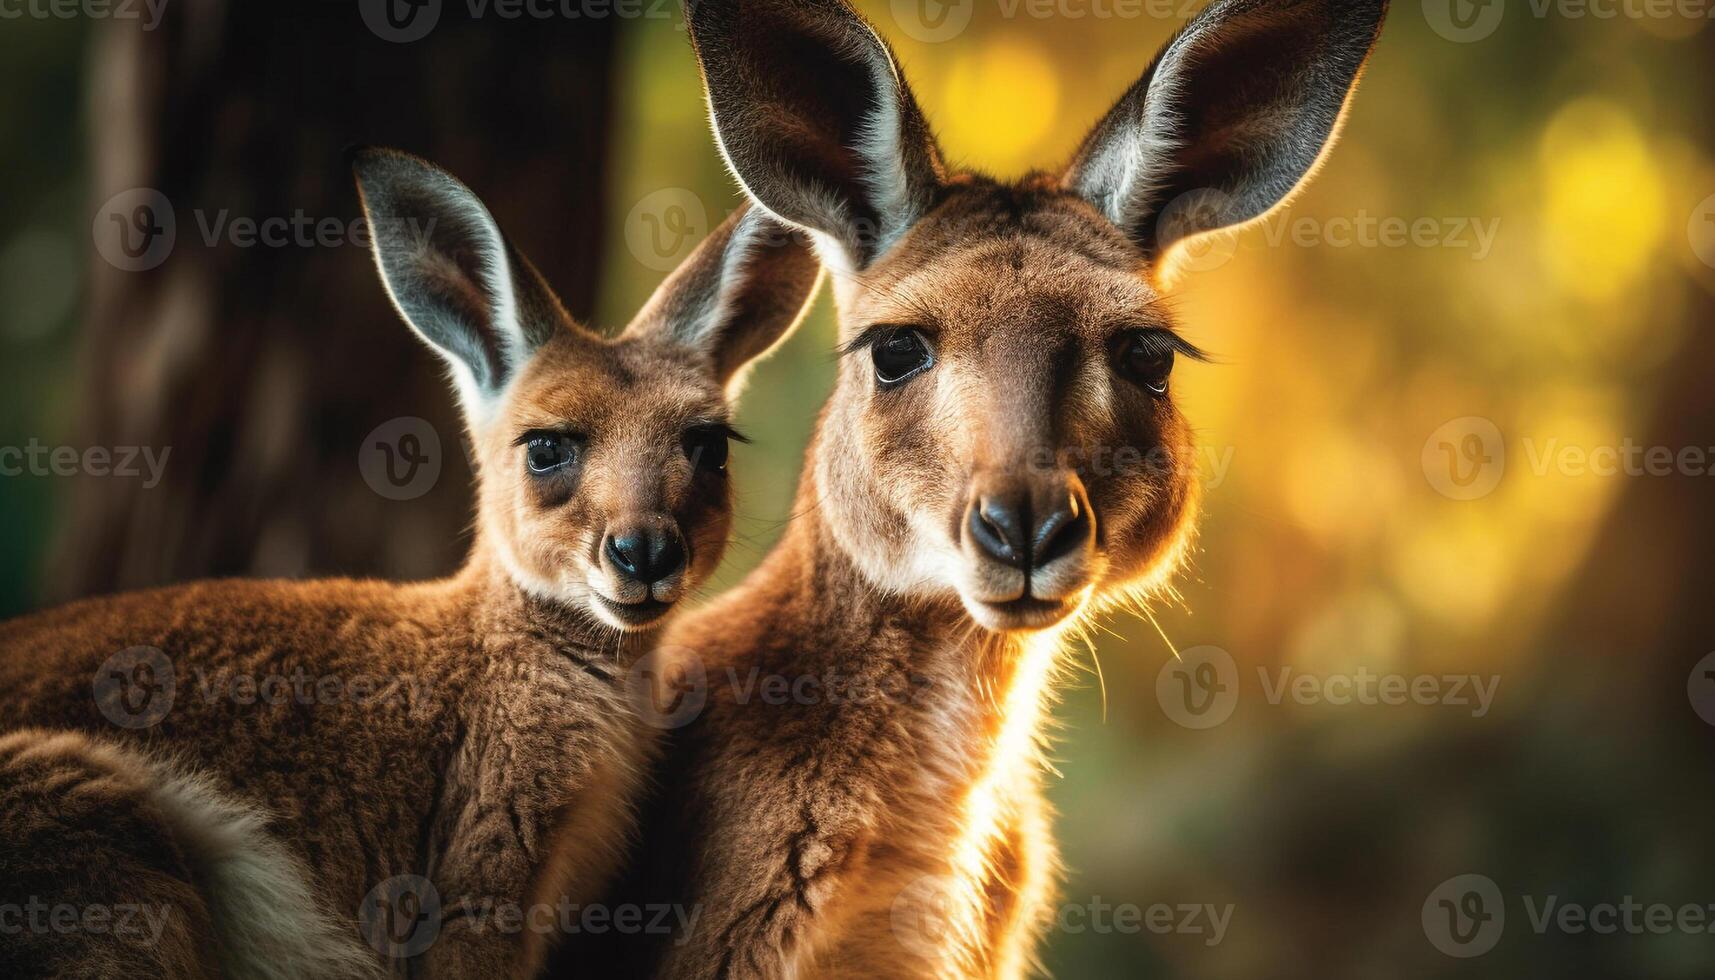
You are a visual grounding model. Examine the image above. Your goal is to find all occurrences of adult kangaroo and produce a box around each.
[609,0,1388,976]
[0,150,819,979]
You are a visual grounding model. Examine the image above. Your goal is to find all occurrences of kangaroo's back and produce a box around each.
[0,576,450,730]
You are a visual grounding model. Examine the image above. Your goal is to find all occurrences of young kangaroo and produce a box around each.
[0,149,818,979]
[598,0,1388,976]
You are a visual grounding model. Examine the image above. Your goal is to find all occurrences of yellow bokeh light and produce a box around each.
[1283,428,1402,542]
[1508,384,1625,528]
[1288,589,1408,675]
[1391,511,1513,626]
[933,36,1060,177]
[1537,98,1668,303]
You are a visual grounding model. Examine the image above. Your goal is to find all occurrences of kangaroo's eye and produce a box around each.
[1115,331,1176,395]
[683,426,733,472]
[523,432,580,474]
[872,328,934,387]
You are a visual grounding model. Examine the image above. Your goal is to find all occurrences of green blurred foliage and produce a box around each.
[0,15,87,617]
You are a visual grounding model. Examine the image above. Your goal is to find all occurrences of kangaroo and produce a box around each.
[591,0,1388,976]
[0,149,819,979]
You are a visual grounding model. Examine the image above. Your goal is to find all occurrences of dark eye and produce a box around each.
[683,426,732,472]
[523,432,580,474]
[872,328,934,386]
[1115,331,1176,395]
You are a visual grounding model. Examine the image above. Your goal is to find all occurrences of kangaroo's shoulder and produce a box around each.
[2,575,457,645]
[0,576,472,726]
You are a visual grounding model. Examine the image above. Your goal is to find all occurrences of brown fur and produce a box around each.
[0,729,221,979]
[0,152,819,979]
[641,184,1200,980]
[596,0,1388,976]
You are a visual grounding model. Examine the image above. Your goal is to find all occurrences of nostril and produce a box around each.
[605,529,686,585]
[647,533,686,583]
[969,497,1028,569]
[604,532,645,580]
[1033,492,1090,567]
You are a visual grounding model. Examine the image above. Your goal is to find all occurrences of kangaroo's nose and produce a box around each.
[969,497,1028,568]
[604,526,686,585]
[966,489,1089,572]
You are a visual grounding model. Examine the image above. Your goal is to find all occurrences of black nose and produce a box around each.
[604,527,686,585]
[967,492,1089,572]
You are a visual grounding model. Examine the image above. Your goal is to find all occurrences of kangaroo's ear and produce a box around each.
[1063,0,1387,264]
[351,147,566,420]
[684,0,944,272]
[624,202,822,398]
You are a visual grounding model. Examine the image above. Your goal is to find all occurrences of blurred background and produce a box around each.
[3,0,1713,976]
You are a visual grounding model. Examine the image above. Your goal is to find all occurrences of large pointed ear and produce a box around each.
[351,147,567,421]
[624,201,822,397]
[684,0,944,271]
[1063,0,1387,264]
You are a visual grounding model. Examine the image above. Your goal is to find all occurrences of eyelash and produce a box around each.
[1113,328,1210,362]
[844,327,1205,359]
[841,324,935,357]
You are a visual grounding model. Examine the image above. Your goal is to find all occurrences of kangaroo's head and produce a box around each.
[353,149,819,630]
[687,0,1384,631]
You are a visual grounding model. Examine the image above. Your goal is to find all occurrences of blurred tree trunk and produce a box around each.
[47,1,616,601]
[1535,30,1715,723]
[1537,293,1715,709]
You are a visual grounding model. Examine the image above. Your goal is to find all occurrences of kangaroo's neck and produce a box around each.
[745,456,1066,768]
[451,540,655,665]
[729,463,1065,972]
